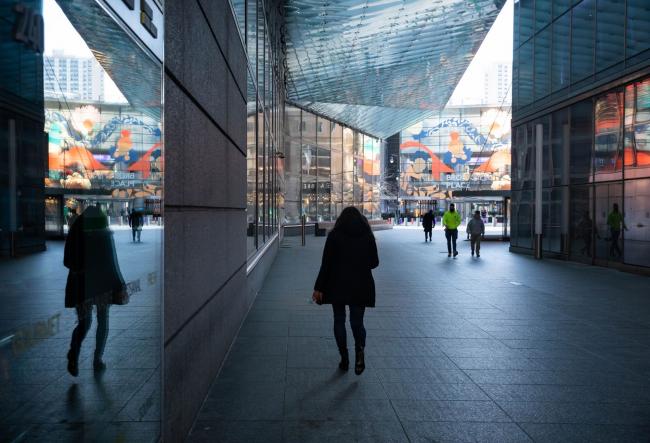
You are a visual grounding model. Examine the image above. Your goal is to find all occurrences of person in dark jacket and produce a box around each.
[64,205,127,376]
[312,207,379,375]
[128,210,144,242]
[422,209,435,242]
[466,210,485,257]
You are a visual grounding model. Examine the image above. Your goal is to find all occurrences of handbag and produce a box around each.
[112,284,130,305]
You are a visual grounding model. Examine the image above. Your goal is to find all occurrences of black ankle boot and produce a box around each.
[93,358,106,372]
[67,350,79,377]
[355,347,365,375]
[339,349,349,371]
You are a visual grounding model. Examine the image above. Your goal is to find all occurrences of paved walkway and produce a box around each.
[0,231,161,442]
[189,228,650,442]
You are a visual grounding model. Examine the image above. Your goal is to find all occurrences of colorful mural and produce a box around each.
[399,107,512,199]
[45,103,163,200]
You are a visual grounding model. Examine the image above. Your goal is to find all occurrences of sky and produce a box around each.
[448,0,514,106]
[44,0,126,103]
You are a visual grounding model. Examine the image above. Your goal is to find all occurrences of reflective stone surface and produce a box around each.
[189,227,650,442]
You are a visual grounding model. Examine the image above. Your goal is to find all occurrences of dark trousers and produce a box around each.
[470,234,481,254]
[332,304,366,351]
[132,227,141,242]
[445,228,458,254]
[424,229,432,241]
[610,229,622,257]
[69,303,109,361]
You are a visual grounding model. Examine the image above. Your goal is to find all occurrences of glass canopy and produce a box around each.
[284,0,505,138]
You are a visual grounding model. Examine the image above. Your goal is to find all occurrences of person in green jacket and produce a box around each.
[607,203,627,258]
[442,203,462,257]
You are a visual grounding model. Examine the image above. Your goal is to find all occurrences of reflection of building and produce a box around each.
[483,62,512,106]
[44,50,104,101]
[43,100,162,234]
[510,0,650,270]
[284,106,382,223]
[397,105,511,216]
[0,0,46,256]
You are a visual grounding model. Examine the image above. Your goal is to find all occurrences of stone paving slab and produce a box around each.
[189,229,650,442]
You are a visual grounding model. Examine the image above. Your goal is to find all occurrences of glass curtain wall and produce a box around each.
[511,75,650,268]
[235,0,284,258]
[1,0,163,439]
[513,0,650,114]
[283,106,381,223]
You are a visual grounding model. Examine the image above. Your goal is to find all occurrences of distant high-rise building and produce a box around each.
[482,62,511,105]
[44,50,104,102]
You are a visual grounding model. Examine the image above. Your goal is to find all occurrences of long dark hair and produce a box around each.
[333,206,372,237]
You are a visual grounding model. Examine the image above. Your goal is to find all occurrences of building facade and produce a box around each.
[398,105,512,217]
[44,50,105,102]
[483,62,512,105]
[510,0,650,269]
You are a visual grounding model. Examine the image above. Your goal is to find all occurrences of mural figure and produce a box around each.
[113,129,134,161]
[445,131,468,164]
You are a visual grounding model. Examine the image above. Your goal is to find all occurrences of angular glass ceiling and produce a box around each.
[284,0,505,138]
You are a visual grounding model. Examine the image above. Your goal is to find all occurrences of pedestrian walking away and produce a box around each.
[312,206,379,375]
[467,210,485,257]
[577,210,598,256]
[422,209,435,242]
[64,205,129,376]
[129,210,144,243]
[442,203,461,257]
[607,203,627,258]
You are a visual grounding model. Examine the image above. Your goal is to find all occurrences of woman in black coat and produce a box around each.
[64,205,127,376]
[312,207,379,375]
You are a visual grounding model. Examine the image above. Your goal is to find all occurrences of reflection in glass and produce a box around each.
[623,179,650,266]
[594,92,623,181]
[595,183,623,262]
[284,106,302,223]
[626,0,650,59]
[519,0,535,44]
[571,0,595,83]
[518,40,534,107]
[551,14,570,92]
[596,0,624,71]
[570,100,593,183]
[1,0,163,439]
[626,79,650,179]
[569,185,595,260]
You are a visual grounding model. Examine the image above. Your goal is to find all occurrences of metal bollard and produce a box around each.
[301,215,306,246]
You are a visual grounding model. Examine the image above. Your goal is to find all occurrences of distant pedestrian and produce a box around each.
[467,210,485,257]
[442,203,461,257]
[64,206,129,376]
[312,207,379,375]
[576,210,598,256]
[422,209,435,242]
[128,210,144,242]
[607,203,627,258]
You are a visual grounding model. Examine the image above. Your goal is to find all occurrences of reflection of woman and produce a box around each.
[64,206,128,376]
[312,207,379,375]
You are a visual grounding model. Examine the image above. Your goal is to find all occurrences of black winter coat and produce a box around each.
[422,212,434,230]
[314,228,379,307]
[64,210,126,308]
